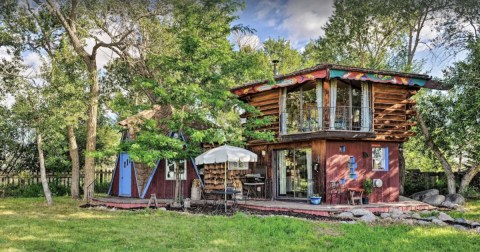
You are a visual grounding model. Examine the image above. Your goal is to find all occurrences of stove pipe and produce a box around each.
[272,59,279,75]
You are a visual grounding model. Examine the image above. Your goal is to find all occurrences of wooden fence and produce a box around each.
[0,170,113,188]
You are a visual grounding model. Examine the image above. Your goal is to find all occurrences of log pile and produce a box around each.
[203,163,247,191]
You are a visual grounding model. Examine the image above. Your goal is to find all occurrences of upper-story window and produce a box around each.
[281,79,372,134]
[285,81,318,133]
[329,80,368,131]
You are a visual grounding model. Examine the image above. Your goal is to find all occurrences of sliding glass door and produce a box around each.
[277,148,313,199]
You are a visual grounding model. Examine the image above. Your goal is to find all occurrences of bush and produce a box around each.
[0,183,69,198]
[95,182,111,194]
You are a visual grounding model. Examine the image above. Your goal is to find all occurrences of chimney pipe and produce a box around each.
[272,59,279,75]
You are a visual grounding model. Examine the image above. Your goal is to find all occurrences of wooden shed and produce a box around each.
[107,106,202,199]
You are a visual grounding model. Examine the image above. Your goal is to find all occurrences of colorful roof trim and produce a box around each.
[232,70,327,96]
[330,69,427,87]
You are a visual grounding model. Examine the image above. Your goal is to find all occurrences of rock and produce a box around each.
[475,227,480,233]
[453,224,468,231]
[417,220,431,226]
[340,220,357,224]
[337,212,355,219]
[432,219,447,226]
[425,216,438,221]
[454,218,469,224]
[350,208,374,217]
[158,207,167,211]
[411,213,421,219]
[402,219,415,225]
[440,201,458,209]
[359,214,377,223]
[437,212,454,222]
[444,194,465,205]
[410,189,439,201]
[471,222,480,228]
[390,208,404,219]
[380,212,391,219]
[422,194,446,206]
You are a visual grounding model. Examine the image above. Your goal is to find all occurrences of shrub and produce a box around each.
[95,182,111,194]
[0,183,69,198]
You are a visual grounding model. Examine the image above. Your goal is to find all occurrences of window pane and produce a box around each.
[372,148,386,170]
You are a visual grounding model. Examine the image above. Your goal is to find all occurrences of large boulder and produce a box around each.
[410,189,439,201]
[337,212,355,219]
[350,208,374,217]
[359,214,377,223]
[444,194,465,205]
[437,212,454,222]
[422,194,445,206]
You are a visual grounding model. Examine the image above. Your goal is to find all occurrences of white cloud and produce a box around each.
[280,0,333,47]
[256,0,283,20]
[238,35,262,50]
[0,47,13,61]
[84,30,120,69]
[254,0,334,48]
[21,51,44,76]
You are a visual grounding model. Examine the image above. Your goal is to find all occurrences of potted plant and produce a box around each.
[362,179,373,204]
[310,194,322,205]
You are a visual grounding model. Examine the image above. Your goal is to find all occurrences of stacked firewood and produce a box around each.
[203,163,247,191]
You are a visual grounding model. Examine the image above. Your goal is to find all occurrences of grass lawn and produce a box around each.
[449,200,480,221]
[0,197,479,251]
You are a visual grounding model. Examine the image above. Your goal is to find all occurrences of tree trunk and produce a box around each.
[399,142,406,195]
[67,125,80,199]
[83,66,99,201]
[173,161,182,207]
[36,130,53,206]
[416,110,456,193]
[459,166,480,194]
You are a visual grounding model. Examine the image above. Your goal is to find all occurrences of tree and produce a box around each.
[303,0,408,70]
[415,39,480,194]
[262,38,303,74]
[107,0,275,206]
[24,0,166,200]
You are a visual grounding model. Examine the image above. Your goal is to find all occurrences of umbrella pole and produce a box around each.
[225,161,227,212]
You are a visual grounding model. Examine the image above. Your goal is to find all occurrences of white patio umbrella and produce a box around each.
[195,145,257,212]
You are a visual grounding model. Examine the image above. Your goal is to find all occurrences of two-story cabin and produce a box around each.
[232,63,439,203]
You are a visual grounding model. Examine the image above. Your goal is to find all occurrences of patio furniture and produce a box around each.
[244,182,265,200]
[328,181,345,204]
[347,188,364,205]
[195,144,257,212]
[205,188,241,212]
[243,173,265,200]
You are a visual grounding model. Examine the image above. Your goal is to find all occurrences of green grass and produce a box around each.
[0,197,479,251]
[449,200,480,221]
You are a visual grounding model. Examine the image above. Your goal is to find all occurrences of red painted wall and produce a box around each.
[325,141,399,203]
[143,160,197,199]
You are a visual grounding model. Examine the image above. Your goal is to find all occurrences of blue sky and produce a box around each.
[234,0,464,78]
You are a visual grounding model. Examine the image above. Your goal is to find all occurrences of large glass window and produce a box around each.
[286,82,318,133]
[332,81,362,130]
[277,149,313,198]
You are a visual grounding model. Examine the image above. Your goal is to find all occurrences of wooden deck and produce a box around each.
[90,196,434,216]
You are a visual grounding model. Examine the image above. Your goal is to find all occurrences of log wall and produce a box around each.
[372,84,417,142]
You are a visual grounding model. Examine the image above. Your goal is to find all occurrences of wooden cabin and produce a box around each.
[231,63,440,203]
[107,106,202,199]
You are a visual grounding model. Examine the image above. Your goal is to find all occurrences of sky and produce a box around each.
[233,0,465,78]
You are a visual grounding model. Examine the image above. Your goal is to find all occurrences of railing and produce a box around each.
[282,106,373,134]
